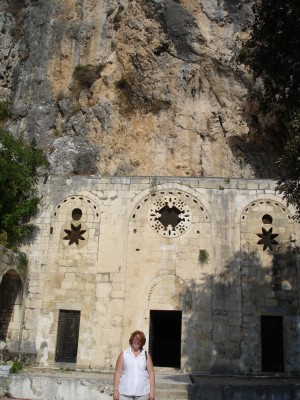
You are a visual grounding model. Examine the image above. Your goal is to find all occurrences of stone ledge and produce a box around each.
[0,350,37,366]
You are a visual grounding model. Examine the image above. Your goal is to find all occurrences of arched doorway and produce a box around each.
[144,275,187,369]
[0,270,23,345]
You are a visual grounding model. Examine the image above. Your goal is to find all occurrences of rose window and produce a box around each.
[149,196,192,237]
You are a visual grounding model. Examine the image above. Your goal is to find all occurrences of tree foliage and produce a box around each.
[238,0,300,220]
[238,1,300,118]
[0,130,46,247]
[276,115,300,220]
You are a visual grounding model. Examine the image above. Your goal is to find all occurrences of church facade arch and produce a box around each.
[239,197,298,373]
[122,186,213,370]
[35,192,103,366]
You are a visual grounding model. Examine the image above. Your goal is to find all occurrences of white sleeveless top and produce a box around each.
[118,347,150,396]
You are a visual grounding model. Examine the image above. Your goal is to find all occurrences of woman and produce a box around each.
[113,330,155,400]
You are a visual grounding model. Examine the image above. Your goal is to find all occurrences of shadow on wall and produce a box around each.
[185,245,299,374]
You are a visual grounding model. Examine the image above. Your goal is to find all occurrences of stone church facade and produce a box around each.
[0,176,299,374]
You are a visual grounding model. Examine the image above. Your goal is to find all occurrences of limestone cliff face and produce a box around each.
[0,0,278,177]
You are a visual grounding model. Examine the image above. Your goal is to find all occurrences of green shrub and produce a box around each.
[18,251,28,269]
[0,131,47,247]
[10,361,23,374]
[0,101,12,121]
[198,249,209,265]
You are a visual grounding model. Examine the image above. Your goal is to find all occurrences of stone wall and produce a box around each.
[0,373,112,400]
[189,376,300,400]
[13,176,300,374]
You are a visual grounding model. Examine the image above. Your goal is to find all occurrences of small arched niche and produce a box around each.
[0,270,23,344]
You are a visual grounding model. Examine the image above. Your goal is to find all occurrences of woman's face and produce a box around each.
[132,335,142,350]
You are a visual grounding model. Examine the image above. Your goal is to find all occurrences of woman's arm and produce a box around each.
[146,353,155,400]
[113,352,124,400]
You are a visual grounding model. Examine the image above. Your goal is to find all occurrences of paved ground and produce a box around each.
[1,367,299,399]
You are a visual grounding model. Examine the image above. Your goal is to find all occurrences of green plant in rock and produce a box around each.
[10,361,23,374]
[198,249,209,265]
[0,101,12,121]
[17,251,28,269]
[0,130,47,248]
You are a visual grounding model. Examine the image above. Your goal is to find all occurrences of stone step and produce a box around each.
[155,372,190,400]
[156,387,188,400]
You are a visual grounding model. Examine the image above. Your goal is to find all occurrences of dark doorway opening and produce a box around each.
[55,310,81,363]
[261,315,284,372]
[149,310,182,368]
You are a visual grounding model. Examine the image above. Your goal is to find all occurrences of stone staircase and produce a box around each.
[155,368,190,400]
[156,386,189,400]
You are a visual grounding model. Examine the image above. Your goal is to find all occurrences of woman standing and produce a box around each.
[113,330,155,400]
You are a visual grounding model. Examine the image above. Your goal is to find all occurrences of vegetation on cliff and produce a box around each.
[0,130,46,247]
[238,0,300,219]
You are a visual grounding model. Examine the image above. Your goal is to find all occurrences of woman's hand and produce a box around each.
[113,390,119,400]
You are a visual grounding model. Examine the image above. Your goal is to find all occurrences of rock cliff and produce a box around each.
[0,0,280,177]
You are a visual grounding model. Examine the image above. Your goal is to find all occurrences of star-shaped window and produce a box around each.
[63,223,86,246]
[256,227,279,251]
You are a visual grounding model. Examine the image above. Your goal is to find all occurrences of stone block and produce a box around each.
[96,283,112,298]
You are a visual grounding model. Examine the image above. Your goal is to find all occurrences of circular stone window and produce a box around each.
[148,196,192,237]
[262,214,273,224]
